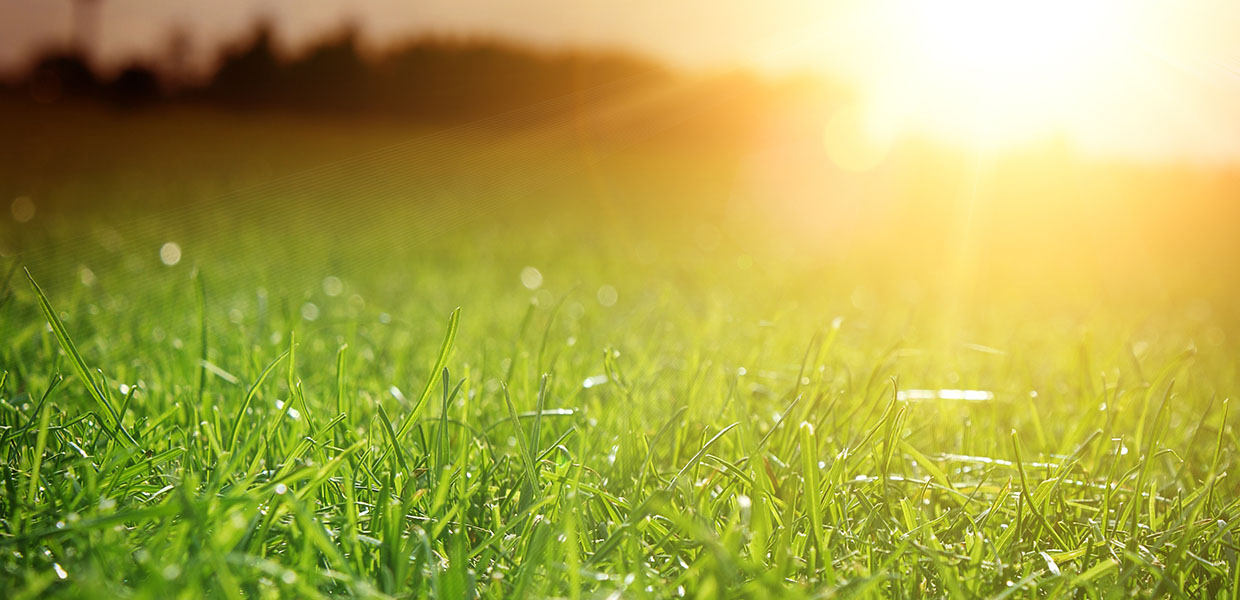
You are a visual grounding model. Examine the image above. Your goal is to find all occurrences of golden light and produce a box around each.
[910,0,1108,91]
[832,0,1146,150]
[896,0,1121,145]
[824,104,890,172]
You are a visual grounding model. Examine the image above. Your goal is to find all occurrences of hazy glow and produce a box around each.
[794,0,1240,159]
[1,0,1237,159]
[823,104,890,172]
[911,0,1107,92]
[875,0,1124,147]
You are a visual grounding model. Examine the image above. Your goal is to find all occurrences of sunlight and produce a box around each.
[893,0,1122,146]
[828,0,1145,151]
[824,103,890,172]
[911,0,1107,90]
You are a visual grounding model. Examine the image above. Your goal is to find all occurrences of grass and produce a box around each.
[0,104,1238,598]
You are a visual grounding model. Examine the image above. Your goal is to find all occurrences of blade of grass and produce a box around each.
[193,267,208,406]
[227,348,290,452]
[375,403,410,475]
[396,307,460,440]
[502,382,541,503]
[25,268,139,447]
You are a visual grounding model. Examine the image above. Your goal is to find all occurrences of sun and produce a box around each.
[903,0,1120,144]
[911,0,1106,88]
[841,0,1132,149]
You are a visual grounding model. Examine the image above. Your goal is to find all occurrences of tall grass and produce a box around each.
[0,106,1237,598]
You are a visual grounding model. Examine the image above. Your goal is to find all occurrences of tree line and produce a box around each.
[3,23,674,120]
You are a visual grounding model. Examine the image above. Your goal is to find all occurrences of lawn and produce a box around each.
[1,103,1238,598]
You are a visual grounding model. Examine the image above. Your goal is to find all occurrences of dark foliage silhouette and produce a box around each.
[7,22,672,121]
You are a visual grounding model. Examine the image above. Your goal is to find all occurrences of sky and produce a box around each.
[3,0,1239,162]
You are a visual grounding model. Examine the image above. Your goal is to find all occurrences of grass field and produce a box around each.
[1,103,1239,598]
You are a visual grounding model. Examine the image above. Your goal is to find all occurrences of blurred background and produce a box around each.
[1,0,1238,372]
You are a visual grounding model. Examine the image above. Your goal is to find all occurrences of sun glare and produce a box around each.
[845,0,1135,150]
[912,0,1105,88]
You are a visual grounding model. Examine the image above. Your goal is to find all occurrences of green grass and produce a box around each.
[1,105,1238,598]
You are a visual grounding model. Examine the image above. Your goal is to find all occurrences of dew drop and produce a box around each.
[322,276,343,297]
[11,196,35,223]
[159,242,182,266]
[520,266,543,290]
[300,302,320,321]
[597,284,618,307]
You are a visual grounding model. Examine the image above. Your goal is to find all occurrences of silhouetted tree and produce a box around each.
[10,19,685,119]
[26,52,98,103]
[109,64,161,107]
[207,23,283,107]
[282,26,371,110]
